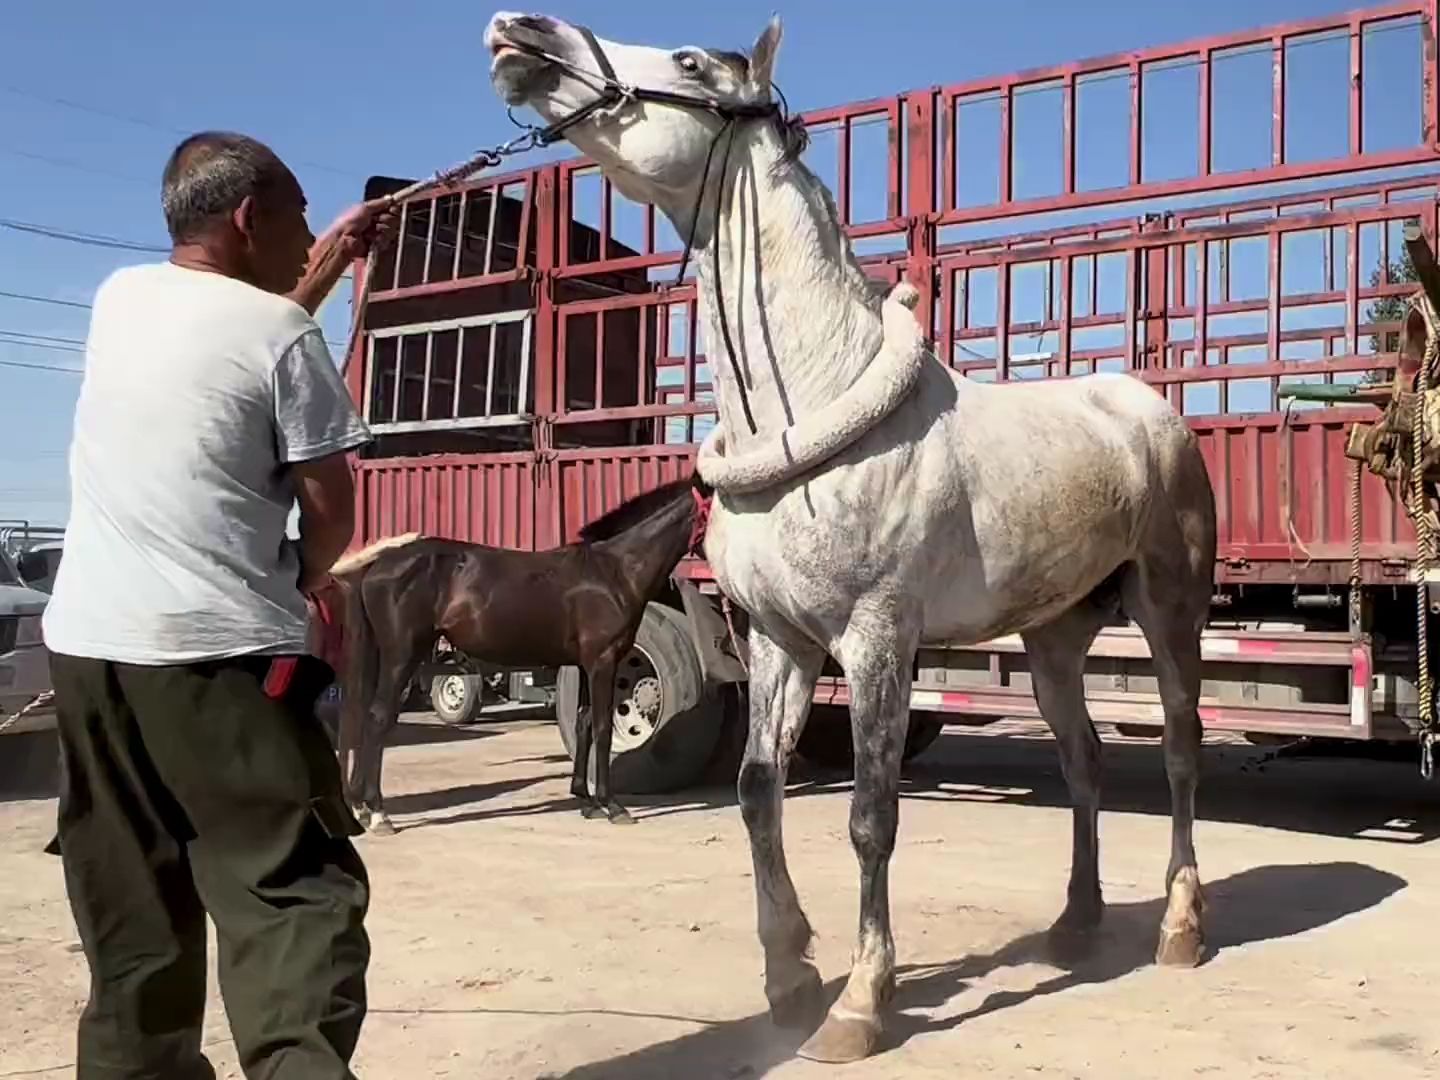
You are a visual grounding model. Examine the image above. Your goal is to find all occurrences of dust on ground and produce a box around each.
[2,715,1437,1079]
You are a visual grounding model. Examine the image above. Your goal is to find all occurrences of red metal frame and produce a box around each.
[345,1,1440,735]
[935,1,1438,226]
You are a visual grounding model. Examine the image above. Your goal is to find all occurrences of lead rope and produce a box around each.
[0,689,55,736]
[338,146,509,378]
[1412,308,1439,779]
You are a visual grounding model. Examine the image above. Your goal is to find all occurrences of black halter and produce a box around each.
[506,30,785,434]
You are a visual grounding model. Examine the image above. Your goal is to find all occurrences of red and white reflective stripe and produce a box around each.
[1350,644,1372,729]
[910,689,971,711]
[1202,638,1279,657]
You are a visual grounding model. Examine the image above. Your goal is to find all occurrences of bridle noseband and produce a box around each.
[505,28,792,435]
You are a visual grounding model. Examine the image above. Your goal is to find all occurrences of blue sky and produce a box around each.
[0,0,1427,525]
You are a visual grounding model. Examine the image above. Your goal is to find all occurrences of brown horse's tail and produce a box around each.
[337,569,380,803]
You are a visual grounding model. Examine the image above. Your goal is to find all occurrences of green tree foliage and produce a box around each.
[1363,251,1420,382]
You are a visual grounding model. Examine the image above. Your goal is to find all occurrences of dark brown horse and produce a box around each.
[334,475,711,834]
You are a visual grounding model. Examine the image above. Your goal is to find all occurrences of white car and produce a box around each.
[0,549,53,735]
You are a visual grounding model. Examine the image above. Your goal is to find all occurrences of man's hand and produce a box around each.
[288,198,400,315]
[321,197,400,261]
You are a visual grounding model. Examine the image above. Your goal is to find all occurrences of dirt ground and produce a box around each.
[2,712,1438,1080]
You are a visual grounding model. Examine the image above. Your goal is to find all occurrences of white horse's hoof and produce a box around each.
[797,1012,881,1063]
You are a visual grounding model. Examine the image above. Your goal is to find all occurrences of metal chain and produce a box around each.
[336,128,552,379]
[0,690,55,736]
[1411,308,1438,780]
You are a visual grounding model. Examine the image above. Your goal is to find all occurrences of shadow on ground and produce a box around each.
[542,860,1404,1080]
[383,721,1440,845]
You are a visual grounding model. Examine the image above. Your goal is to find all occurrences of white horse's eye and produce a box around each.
[676,53,702,76]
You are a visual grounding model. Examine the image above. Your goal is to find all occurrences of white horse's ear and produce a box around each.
[750,15,783,91]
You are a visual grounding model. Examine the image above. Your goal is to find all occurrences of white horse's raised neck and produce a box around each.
[489,11,1217,1065]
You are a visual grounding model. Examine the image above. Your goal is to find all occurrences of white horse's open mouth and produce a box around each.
[485,18,562,102]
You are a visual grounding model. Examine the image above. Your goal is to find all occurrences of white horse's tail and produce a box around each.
[696,282,926,494]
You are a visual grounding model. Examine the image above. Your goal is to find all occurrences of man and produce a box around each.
[42,131,396,1080]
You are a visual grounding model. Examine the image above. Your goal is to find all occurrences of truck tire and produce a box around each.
[556,603,721,795]
[795,706,945,771]
[431,674,484,725]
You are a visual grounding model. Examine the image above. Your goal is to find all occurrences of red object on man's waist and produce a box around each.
[263,656,299,699]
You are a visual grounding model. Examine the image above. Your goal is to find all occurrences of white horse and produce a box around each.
[487,12,1217,1064]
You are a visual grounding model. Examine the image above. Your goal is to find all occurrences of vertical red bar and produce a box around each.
[996,262,1010,380]
[887,100,903,221]
[1350,17,1364,157]
[942,93,957,214]
[1145,230,1167,371]
[516,180,534,271]
[600,177,613,260]
[1129,61,1142,186]
[1267,232,1281,388]
[998,84,1013,206]
[938,266,955,368]
[557,166,572,269]
[594,308,606,411]
[1198,49,1212,177]
[685,300,698,442]
[1424,0,1438,149]
[1124,249,1137,370]
[1059,253,1073,374]
[838,117,852,226]
[904,92,936,337]
[645,205,656,255]
[638,301,650,420]
[532,169,557,418]
[1062,71,1076,196]
[1345,221,1359,354]
[1272,35,1286,166]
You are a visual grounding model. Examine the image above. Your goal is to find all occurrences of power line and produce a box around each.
[1,147,153,186]
[0,330,86,347]
[0,82,365,182]
[0,290,91,311]
[0,356,83,374]
[0,217,167,254]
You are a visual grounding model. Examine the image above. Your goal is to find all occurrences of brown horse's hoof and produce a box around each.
[1046,904,1103,963]
[768,965,825,1032]
[797,1012,881,1064]
[1155,926,1204,967]
[1046,923,1099,964]
[368,813,397,837]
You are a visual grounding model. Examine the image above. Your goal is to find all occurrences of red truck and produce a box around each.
[340,0,1440,790]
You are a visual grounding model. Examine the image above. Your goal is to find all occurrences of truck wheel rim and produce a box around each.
[437,676,469,714]
[611,646,663,752]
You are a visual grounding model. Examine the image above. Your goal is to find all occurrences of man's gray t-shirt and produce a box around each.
[43,262,372,664]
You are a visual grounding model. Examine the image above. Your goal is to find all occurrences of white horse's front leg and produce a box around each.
[737,620,826,1032]
[800,619,916,1064]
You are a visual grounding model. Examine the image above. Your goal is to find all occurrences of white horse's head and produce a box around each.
[485,11,785,213]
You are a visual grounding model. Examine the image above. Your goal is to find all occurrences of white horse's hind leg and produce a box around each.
[737,622,825,1031]
[1022,598,1113,955]
[799,620,915,1064]
[1123,559,1208,967]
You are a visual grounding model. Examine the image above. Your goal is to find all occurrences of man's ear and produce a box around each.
[750,15,783,92]
[232,195,257,242]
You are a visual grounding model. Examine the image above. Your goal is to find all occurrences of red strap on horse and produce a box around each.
[305,578,348,674]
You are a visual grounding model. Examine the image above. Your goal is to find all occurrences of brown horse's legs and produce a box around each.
[569,668,597,813]
[580,656,630,824]
[355,655,421,837]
